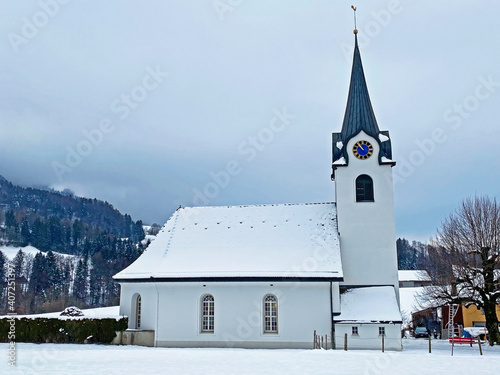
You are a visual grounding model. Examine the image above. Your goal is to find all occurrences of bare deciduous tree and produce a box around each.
[421,195,500,345]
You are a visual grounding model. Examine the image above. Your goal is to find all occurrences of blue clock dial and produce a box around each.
[352,140,373,160]
[357,144,369,156]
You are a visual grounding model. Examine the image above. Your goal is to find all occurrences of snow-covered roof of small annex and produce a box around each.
[334,286,402,323]
[113,203,343,281]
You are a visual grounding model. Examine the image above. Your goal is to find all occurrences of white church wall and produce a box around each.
[119,283,158,331]
[335,131,399,295]
[335,323,402,351]
[121,281,335,349]
[332,282,341,313]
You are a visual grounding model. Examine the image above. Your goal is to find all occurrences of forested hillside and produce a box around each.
[0,175,145,252]
[396,238,433,271]
[0,175,151,314]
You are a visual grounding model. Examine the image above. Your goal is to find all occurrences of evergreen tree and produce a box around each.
[61,262,72,297]
[29,252,47,297]
[31,218,48,250]
[12,249,25,280]
[5,210,19,241]
[48,216,64,250]
[89,254,103,306]
[123,214,132,238]
[0,250,6,301]
[5,210,17,229]
[11,250,29,314]
[73,254,89,303]
[63,221,72,251]
[20,217,31,246]
[133,220,145,242]
[72,219,83,249]
[45,251,61,291]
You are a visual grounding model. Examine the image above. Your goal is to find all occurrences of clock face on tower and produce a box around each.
[352,140,373,160]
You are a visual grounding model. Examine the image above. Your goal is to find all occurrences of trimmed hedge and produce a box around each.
[0,317,128,344]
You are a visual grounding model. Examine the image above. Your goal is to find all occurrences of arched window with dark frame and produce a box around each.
[263,294,278,333]
[201,294,215,333]
[356,174,374,202]
[135,294,142,329]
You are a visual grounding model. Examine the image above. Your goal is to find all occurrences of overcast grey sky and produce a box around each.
[1,1,499,242]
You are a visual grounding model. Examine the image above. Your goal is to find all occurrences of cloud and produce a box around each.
[0,0,499,239]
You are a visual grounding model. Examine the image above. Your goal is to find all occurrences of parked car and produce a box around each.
[414,326,429,338]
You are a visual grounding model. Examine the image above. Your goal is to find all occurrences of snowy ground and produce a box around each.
[1,338,499,375]
[0,245,77,260]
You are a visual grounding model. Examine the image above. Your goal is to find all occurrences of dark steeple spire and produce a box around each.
[332,30,394,175]
[340,34,380,143]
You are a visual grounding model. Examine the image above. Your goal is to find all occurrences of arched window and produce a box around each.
[135,294,142,329]
[201,294,215,333]
[263,295,278,333]
[356,174,374,202]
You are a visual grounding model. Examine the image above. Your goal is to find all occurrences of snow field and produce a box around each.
[1,339,499,375]
[0,245,78,261]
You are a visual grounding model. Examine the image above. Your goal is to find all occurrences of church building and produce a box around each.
[113,29,402,350]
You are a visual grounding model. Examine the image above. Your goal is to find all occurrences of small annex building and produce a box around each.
[114,30,403,350]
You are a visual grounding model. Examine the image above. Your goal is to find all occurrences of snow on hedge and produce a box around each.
[0,306,122,320]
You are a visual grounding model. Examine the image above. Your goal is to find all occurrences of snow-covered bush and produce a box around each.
[60,306,84,317]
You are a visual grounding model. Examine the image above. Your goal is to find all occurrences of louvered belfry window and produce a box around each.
[356,174,374,202]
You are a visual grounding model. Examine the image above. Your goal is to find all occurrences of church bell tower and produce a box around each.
[332,27,399,294]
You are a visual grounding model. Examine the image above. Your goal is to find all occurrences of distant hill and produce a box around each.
[0,175,149,314]
[0,175,145,254]
[0,175,139,236]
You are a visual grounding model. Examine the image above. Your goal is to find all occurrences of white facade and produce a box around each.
[333,286,402,350]
[335,130,399,294]
[335,323,402,350]
[120,281,340,349]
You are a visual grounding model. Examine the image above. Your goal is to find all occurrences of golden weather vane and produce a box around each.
[351,5,358,34]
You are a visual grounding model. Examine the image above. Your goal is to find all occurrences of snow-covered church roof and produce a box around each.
[113,203,343,281]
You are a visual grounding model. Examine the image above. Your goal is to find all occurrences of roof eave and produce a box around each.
[114,275,344,283]
[333,319,403,324]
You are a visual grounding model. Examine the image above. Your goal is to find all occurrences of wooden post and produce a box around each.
[344,333,348,351]
[313,330,316,349]
[428,334,431,353]
[321,335,324,349]
[478,336,483,356]
[469,336,473,347]
[325,335,328,350]
[382,334,385,353]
